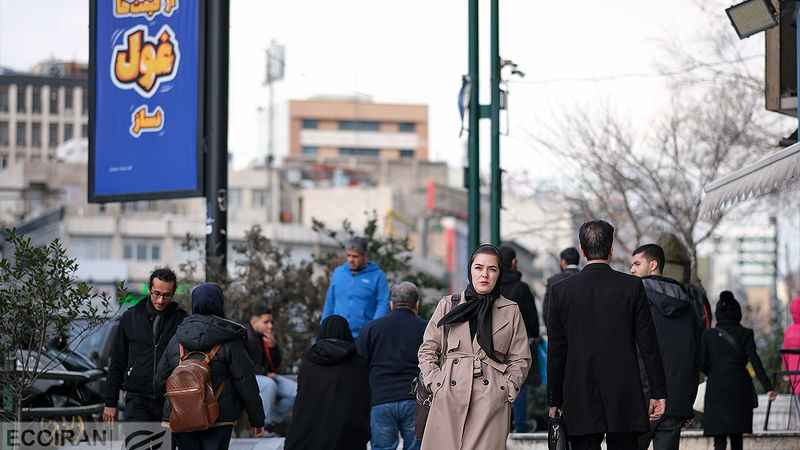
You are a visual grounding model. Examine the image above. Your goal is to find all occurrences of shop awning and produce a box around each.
[700,142,800,217]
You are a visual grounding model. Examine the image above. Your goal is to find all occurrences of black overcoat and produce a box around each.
[547,263,667,435]
[285,339,371,450]
[700,323,772,435]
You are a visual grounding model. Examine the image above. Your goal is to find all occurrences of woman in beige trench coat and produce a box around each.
[418,244,531,449]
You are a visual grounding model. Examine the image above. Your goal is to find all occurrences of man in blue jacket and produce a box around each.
[322,236,390,338]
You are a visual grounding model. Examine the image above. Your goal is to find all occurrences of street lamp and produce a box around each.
[725,0,778,39]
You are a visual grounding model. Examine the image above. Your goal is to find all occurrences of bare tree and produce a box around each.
[521,18,792,268]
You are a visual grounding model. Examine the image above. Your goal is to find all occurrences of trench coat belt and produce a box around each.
[441,350,509,375]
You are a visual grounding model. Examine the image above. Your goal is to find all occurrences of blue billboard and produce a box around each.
[89,0,204,202]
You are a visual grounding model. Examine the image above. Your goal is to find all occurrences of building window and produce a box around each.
[0,154,7,169]
[49,90,58,114]
[0,122,8,146]
[252,189,266,207]
[136,243,147,260]
[16,122,26,146]
[49,124,58,147]
[82,124,88,138]
[0,87,8,112]
[82,91,89,115]
[64,123,73,141]
[151,244,161,260]
[399,149,415,158]
[339,147,379,157]
[398,122,415,132]
[301,119,318,129]
[301,146,318,156]
[32,88,41,113]
[31,122,41,147]
[29,186,45,212]
[70,237,111,260]
[228,188,242,207]
[122,200,151,212]
[65,90,73,114]
[17,87,26,112]
[339,120,379,131]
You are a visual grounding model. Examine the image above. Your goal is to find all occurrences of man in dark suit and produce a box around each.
[542,247,580,332]
[547,220,667,450]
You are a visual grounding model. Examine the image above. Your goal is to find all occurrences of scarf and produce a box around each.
[437,245,504,363]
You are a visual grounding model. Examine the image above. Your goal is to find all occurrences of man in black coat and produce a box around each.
[630,244,700,450]
[103,267,188,425]
[498,245,541,432]
[547,220,667,450]
[542,247,580,332]
[356,281,427,449]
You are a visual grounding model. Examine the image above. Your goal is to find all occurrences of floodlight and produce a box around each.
[725,0,778,39]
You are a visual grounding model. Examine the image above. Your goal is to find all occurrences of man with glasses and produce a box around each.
[103,267,188,425]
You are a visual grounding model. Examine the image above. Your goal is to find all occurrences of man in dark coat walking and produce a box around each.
[356,281,427,450]
[547,220,667,450]
[103,267,187,425]
[542,247,580,332]
[498,245,542,432]
[630,244,700,450]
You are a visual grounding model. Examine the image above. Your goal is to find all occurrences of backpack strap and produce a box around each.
[714,327,746,361]
[177,343,228,397]
[203,343,223,364]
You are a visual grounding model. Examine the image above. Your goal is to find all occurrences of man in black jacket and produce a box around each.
[103,267,188,424]
[547,220,667,450]
[498,245,541,433]
[630,244,700,450]
[356,281,427,450]
[245,306,297,433]
[542,247,580,332]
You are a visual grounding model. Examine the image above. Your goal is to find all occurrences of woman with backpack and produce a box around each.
[700,291,776,450]
[156,283,265,449]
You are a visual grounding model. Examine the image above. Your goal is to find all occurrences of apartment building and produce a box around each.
[0,61,89,169]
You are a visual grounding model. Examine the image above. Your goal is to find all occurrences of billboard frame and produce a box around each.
[88,0,206,203]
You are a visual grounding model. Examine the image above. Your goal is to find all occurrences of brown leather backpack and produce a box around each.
[165,343,227,432]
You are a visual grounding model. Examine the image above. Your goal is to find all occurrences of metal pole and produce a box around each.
[468,0,480,251]
[490,0,500,246]
[205,0,229,283]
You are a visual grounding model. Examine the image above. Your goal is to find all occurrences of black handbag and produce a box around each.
[411,293,460,440]
[548,412,570,450]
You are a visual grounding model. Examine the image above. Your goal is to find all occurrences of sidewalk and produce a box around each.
[230,438,285,449]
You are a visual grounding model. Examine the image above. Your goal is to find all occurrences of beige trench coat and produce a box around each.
[418,293,531,450]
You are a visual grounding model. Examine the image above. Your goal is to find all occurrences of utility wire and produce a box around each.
[509,55,761,85]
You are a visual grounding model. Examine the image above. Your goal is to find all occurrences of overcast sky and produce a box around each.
[0,0,744,178]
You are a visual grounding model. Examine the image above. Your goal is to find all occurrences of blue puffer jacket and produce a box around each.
[322,261,390,338]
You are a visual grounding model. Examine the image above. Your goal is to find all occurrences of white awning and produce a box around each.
[700,142,800,217]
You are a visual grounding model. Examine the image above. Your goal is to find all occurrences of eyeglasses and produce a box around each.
[151,291,174,299]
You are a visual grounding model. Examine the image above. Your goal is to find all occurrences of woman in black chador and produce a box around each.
[700,291,776,450]
[285,314,371,450]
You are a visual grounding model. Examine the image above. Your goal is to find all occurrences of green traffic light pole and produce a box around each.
[468,0,481,251]
[490,0,501,246]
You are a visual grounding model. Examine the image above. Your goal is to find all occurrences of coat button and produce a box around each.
[500,385,505,390]
[436,382,441,387]
[450,380,457,386]
[453,358,459,364]
[482,379,489,385]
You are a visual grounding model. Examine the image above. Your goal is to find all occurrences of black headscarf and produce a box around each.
[437,244,504,363]
[191,283,225,317]
[715,290,742,325]
[318,315,354,342]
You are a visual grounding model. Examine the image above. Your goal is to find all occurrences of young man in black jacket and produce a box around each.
[103,267,188,424]
[498,245,542,433]
[244,306,297,434]
[630,244,700,450]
